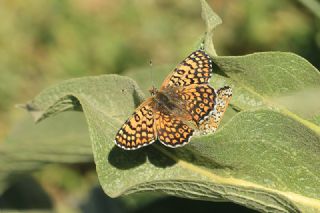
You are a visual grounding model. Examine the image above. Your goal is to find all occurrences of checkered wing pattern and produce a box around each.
[177,84,216,125]
[214,86,232,120]
[154,111,194,148]
[114,99,156,150]
[160,50,213,89]
[199,86,232,133]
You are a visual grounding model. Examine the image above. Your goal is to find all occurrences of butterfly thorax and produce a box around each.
[151,87,191,121]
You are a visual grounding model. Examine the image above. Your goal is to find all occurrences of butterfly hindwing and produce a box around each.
[114,99,156,150]
[160,50,213,89]
[154,111,194,148]
[214,86,232,121]
[175,84,216,125]
[199,86,232,133]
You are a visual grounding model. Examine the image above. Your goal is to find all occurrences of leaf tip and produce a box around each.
[17,102,44,122]
[200,0,222,57]
[200,0,222,29]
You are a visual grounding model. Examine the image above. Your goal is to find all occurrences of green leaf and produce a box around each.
[19,73,320,212]
[0,112,92,193]
[200,0,222,56]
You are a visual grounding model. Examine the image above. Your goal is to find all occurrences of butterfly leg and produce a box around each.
[198,86,232,134]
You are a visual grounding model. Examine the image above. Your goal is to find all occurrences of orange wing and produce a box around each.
[160,50,213,90]
[176,84,217,125]
[154,111,194,148]
[114,98,156,150]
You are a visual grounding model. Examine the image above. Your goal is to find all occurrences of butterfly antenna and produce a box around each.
[149,59,155,89]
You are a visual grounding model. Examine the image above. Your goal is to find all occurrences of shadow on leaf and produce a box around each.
[108,146,147,170]
[108,139,232,171]
[108,143,176,170]
[160,143,234,171]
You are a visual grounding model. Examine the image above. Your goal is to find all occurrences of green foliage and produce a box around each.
[1,1,320,212]
[0,112,92,193]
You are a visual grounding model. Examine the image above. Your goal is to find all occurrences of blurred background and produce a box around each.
[0,0,319,212]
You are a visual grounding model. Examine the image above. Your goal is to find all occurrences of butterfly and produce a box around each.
[114,50,232,150]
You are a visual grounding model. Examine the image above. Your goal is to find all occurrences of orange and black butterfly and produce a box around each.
[114,50,232,150]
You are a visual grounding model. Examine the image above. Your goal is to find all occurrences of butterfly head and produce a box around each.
[149,86,158,96]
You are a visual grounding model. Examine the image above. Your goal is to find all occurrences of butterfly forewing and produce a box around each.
[160,50,213,89]
[114,99,156,150]
[154,111,194,147]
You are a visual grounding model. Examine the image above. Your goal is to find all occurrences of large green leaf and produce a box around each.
[19,73,320,212]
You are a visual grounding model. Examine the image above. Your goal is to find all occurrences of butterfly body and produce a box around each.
[152,87,191,121]
[114,50,232,150]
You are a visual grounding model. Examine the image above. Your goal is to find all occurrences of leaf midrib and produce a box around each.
[230,79,320,135]
[152,145,320,210]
